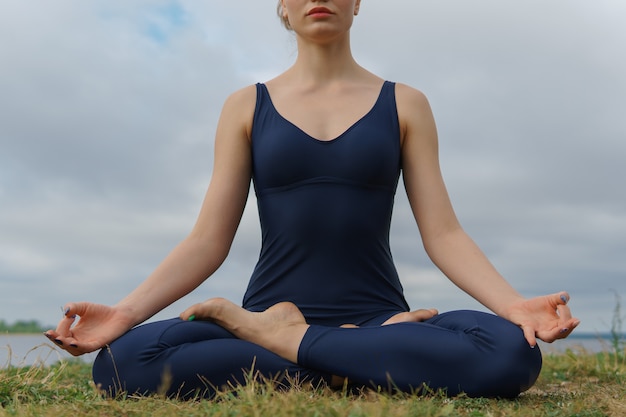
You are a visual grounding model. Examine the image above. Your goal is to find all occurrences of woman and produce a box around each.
[45,0,579,399]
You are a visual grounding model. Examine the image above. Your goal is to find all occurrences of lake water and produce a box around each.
[1,333,623,368]
[1,334,98,368]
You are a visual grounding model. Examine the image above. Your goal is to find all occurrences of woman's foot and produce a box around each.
[382,308,439,325]
[180,298,309,363]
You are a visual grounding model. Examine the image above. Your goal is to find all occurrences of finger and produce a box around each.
[55,342,90,356]
[50,332,105,355]
[43,331,63,346]
[557,318,581,339]
[521,325,537,348]
[64,302,90,318]
[537,320,577,343]
[43,331,77,351]
[55,315,77,337]
[408,309,439,321]
[66,348,84,357]
[416,309,437,321]
[555,291,570,306]
[43,329,58,339]
[179,303,201,321]
[179,311,193,321]
[556,304,573,321]
[66,340,104,355]
[539,326,571,343]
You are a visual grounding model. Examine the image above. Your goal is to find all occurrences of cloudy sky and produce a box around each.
[1,1,625,338]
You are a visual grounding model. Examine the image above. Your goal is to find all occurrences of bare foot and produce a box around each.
[382,308,439,326]
[180,298,309,363]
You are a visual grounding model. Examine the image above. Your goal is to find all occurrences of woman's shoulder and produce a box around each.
[393,82,431,110]
[391,82,436,143]
[214,85,259,140]
[219,84,258,125]
[223,84,258,109]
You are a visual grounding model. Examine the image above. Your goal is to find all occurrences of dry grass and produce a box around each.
[1,345,624,417]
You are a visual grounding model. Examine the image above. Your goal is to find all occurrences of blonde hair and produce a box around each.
[276,1,292,30]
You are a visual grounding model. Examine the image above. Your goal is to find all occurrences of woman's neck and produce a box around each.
[287,34,364,86]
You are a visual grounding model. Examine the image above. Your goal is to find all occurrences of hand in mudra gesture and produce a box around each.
[44,302,134,356]
[504,291,580,347]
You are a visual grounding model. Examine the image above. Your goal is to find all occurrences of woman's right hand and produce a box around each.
[44,302,135,356]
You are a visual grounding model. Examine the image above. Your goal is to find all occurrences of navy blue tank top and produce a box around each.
[242,81,410,326]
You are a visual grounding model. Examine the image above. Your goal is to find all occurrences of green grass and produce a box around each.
[1,346,624,417]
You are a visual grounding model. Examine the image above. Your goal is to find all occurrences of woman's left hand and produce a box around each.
[504,291,580,347]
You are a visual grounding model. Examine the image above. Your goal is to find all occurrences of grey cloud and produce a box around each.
[1,1,624,333]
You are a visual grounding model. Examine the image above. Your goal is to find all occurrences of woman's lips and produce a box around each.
[307,7,333,17]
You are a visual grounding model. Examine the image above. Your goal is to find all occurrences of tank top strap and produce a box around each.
[252,83,272,133]
[377,81,400,144]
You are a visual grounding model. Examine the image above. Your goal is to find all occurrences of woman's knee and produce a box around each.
[91,335,158,397]
[91,319,192,397]
[503,332,543,395]
[92,345,127,397]
[469,316,543,397]
[431,311,542,397]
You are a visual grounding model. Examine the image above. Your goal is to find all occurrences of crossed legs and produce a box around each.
[181,298,542,397]
[93,299,541,398]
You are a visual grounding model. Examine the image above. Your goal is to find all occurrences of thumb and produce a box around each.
[521,324,537,349]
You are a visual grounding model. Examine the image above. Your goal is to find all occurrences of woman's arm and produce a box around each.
[46,85,257,353]
[396,83,579,344]
[113,85,257,325]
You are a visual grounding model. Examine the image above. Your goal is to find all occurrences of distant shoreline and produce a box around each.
[2,332,623,369]
[2,331,623,338]
[566,332,623,340]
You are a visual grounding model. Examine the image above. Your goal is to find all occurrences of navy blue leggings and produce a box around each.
[92,310,541,399]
